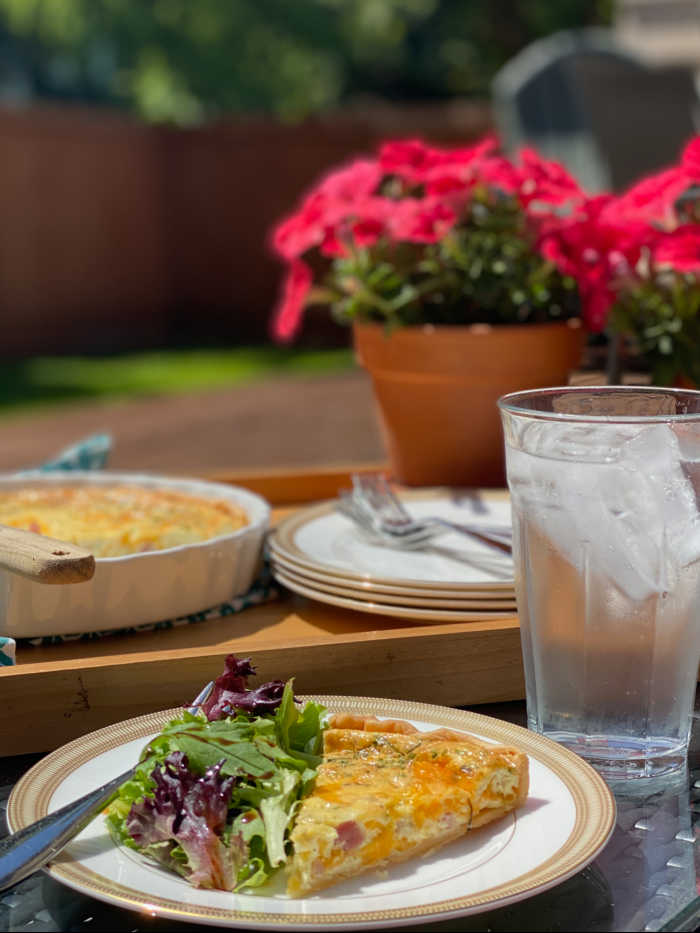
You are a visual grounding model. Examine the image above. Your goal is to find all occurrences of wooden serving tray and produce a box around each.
[1,465,524,756]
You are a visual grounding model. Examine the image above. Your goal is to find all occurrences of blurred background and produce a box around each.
[0,0,697,470]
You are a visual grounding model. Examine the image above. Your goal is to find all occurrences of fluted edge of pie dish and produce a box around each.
[0,471,270,638]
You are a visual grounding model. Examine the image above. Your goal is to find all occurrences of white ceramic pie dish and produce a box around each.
[0,471,270,638]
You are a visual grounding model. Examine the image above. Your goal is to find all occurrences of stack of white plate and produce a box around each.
[269,490,517,623]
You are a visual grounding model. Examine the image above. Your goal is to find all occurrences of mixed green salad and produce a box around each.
[105,655,326,891]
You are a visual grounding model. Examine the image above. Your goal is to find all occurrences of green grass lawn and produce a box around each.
[0,347,355,415]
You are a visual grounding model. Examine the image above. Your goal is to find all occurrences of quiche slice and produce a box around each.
[287,713,529,897]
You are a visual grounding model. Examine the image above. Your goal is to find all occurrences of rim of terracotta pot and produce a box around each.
[352,318,586,377]
[352,318,584,337]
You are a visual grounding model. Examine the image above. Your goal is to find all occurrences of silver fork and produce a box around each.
[350,474,513,554]
[0,679,215,892]
[337,491,432,551]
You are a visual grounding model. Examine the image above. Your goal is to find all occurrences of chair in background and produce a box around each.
[492,28,700,193]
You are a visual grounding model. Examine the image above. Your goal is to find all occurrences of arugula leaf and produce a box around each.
[137,715,276,778]
[168,732,271,778]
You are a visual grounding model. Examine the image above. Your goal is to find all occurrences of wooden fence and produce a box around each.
[0,101,492,356]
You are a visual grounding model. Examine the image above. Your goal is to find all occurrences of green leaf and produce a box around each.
[259,769,302,867]
[274,680,297,751]
[236,856,270,891]
[234,809,266,845]
[288,701,326,759]
[173,733,272,777]
[138,714,276,777]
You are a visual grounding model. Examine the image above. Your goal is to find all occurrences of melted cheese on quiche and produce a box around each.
[0,486,248,556]
[287,725,528,897]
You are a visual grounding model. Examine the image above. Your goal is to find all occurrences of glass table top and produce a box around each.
[1,696,698,933]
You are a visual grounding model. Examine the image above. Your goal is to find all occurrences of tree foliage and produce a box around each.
[0,0,612,122]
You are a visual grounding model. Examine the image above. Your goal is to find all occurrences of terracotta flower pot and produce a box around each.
[353,320,586,487]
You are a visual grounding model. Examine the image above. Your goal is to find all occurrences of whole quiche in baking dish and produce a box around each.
[0,485,249,556]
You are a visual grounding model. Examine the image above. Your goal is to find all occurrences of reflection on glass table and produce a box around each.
[1,696,698,933]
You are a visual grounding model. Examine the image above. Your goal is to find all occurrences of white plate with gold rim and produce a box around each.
[8,696,615,930]
[273,568,516,623]
[271,559,518,611]
[271,492,514,593]
[269,544,516,601]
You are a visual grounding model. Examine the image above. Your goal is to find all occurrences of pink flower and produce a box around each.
[583,280,616,333]
[652,225,700,271]
[272,195,334,260]
[423,171,474,197]
[423,145,512,199]
[315,159,383,202]
[379,136,497,184]
[319,227,347,258]
[435,135,498,167]
[538,195,652,331]
[517,148,584,208]
[272,159,382,260]
[352,216,386,248]
[315,196,393,255]
[475,156,521,195]
[390,198,457,243]
[349,197,394,248]
[602,167,690,228]
[379,139,435,181]
[271,260,312,342]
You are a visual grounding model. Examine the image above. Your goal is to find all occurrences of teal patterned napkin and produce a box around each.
[2,434,278,662]
[0,636,15,665]
[35,432,112,472]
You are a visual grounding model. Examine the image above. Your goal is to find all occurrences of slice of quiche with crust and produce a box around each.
[287,713,529,897]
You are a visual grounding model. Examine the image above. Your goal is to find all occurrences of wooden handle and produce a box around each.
[0,525,95,584]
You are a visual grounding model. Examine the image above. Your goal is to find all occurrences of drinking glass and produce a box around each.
[498,386,700,779]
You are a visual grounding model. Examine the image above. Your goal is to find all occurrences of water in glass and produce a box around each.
[500,388,700,779]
